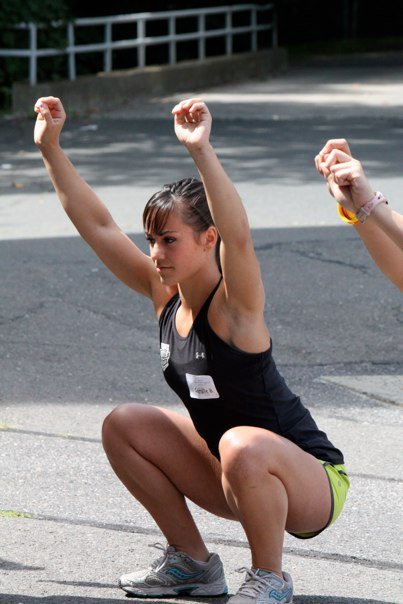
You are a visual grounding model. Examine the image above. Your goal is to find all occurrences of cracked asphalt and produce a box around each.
[0,53,402,603]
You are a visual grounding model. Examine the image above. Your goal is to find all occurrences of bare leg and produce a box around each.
[219,426,331,576]
[102,403,235,561]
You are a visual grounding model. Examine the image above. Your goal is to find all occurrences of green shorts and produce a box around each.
[289,460,350,540]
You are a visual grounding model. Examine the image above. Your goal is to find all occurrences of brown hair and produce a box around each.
[143,177,221,269]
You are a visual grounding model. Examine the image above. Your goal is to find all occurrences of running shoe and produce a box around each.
[119,543,228,597]
[229,567,293,604]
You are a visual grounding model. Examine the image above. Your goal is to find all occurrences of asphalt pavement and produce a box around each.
[0,53,402,603]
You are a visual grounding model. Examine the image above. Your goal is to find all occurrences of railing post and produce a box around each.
[104,20,112,72]
[67,22,76,80]
[4,6,277,87]
[198,14,205,60]
[225,11,232,55]
[251,8,257,52]
[137,18,145,68]
[169,16,176,65]
[28,23,37,86]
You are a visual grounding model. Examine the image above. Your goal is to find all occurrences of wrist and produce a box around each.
[187,141,215,160]
[37,140,62,156]
[355,191,388,223]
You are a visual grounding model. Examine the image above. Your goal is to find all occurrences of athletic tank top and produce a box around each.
[159,281,344,464]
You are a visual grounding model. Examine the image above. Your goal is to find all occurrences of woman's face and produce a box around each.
[146,210,214,285]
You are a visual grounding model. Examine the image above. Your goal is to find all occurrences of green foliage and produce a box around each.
[0,0,70,28]
[0,0,71,110]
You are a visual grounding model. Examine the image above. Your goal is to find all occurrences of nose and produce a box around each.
[150,241,164,262]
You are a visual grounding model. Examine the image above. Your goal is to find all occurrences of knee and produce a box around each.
[218,428,260,483]
[102,403,143,454]
[219,427,282,483]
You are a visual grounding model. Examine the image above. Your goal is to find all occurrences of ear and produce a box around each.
[203,226,218,251]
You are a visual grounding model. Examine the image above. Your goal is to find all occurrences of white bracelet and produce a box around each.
[355,191,388,223]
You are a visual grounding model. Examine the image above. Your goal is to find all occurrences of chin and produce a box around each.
[159,273,177,286]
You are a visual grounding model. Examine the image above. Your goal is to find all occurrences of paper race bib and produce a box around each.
[185,373,220,399]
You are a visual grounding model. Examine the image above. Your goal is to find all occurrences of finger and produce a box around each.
[172,99,207,121]
[315,153,330,174]
[173,110,187,125]
[330,166,355,186]
[180,98,203,110]
[172,98,200,113]
[319,138,352,158]
[188,101,208,116]
[320,163,331,177]
[324,148,353,168]
[326,181,336,199]
[35,100,54,125]
[172,105,189,123]
[35,96,66,121]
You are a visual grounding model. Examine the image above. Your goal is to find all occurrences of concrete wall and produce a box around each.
[12,48,287,115]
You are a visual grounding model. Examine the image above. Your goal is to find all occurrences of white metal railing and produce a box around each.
[0,4,276,86]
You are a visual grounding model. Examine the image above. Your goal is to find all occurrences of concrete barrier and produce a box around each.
[12,48,287,116]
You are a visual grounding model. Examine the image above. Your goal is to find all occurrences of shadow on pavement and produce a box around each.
[0,558,44,572]
[0,595,395,604]
[1,114,403,195]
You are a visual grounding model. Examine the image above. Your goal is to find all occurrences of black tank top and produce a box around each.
[159,281,344,464]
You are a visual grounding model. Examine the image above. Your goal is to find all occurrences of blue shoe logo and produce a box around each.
[269,587,292,602]
[166,568,204,580]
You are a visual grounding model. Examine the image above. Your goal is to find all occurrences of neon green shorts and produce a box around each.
[289,460,350,540]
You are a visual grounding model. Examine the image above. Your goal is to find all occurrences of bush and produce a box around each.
[0,0,70,110]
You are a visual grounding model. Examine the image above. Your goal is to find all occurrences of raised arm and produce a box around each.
[315,139,403,290]
[171,99,265,313]
[34,97,162,302]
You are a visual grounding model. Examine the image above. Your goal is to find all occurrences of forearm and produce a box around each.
[363,204,403,251]
[40,143,114,241]
[354,217,403,290]
[189,143,251,244]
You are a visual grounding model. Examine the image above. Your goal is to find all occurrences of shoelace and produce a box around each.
[235,568,284,597]
[148,542,171,570]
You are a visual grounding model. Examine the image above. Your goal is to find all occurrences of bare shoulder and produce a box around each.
[208,282,270,353]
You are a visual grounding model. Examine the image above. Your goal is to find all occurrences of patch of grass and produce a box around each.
[0,509,33,518]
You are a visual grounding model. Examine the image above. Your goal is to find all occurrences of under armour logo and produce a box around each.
[195,352,206,359]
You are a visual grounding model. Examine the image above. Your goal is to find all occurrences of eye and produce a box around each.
[145,235,155,246]
[164,237,176,244]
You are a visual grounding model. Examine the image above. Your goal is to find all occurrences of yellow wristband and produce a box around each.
[337,203,359,224]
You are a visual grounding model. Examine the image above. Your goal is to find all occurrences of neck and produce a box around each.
[178,267,221,314]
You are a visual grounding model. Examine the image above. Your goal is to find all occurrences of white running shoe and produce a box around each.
[228,567,293,604]
[119,543,228,597]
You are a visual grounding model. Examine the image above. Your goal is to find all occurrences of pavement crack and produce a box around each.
[4,511,401,573]
[255,239,369,274]
[289,248,369,274]
[65,300,136,329]
[0,301,47,326]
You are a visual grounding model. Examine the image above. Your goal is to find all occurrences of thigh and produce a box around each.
[106,403,235,520]
[220,426,332,533]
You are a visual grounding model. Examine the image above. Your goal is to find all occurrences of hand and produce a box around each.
[172,98,212,150]
[315,139,374,213]
[34,96,66,148]
[315,138,352,178]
